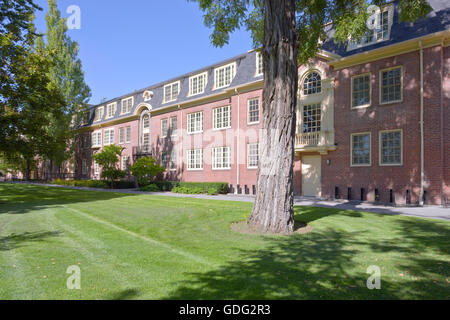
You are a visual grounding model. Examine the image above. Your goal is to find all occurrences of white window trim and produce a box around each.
[214,62,237,90]
[94,161,100,175]
[163,81,181,104]
[247,98,260,125]
[347,4,394,51]
[119,127,125,145]
[94,106,104,122]
[91,131,102,148]
[186,149,203,171]
[121,97,134,115]
[126,126,131,144]
[351,73,372,109]
[255,51,263,77]
[350,132,372,167]
[81,159,87,175]
[300,70,323,98]
[103,129,115,146]
[212,147,231,170]
[161,118,168,138]
[187,111,203,134]
[212,105,232,131]
[379,66,403,105]
[170,117,178,137]
[379,129,403,166]
[247,143,259,169]
[188,72,208,97]
[105,102,117,119]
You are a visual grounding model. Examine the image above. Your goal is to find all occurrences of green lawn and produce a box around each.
[0,183,448,300]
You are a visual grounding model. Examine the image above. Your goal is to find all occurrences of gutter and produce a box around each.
[419,41,425,206]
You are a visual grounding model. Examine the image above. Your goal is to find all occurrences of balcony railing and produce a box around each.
[295,130,335,153]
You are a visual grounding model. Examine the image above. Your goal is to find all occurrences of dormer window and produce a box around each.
[256,52,263,77]
[189,72,207,96]
[143,90,153,101]
[93,106,104,122]
[348,5,393,50]
[214,62,236,90]
[121,97,133,114]
[106,102,117,119]
[164,81,180,103]
[303,72,322,95]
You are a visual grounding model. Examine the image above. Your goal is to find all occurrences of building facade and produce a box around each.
[75,1,450,205]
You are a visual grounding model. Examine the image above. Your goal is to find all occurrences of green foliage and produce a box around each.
[172,186,204,195]
[130,157,165,187]
[152,181,180,191]
[207,187,218,196]
[140,184,161,192]
[191,0,432,64]
[179,182,229,194]
[51,179,108,188]
[92,145,125,187]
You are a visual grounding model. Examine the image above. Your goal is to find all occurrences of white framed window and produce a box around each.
[81,159,87,175]
[302,104,321,133]
[91,131,102,148]
[247,98,260,124]
[121,156,130,171]
[81,111,90,125]
[94,106,104,122]
[351,133,371,166]
[303,72,322,95]
[212,147,231,170]
[213,105,231,130]
[142,133,151,152]
[106,102,117,119]
[379,130,403,166]
[247,143,259,169]
[187,149,203,170]
[214,62,236,90]
[352,73,371,108]
[143,114,150,129]
[121,97,133,114]
[380,66,402,104]
[119,127,125,144]
[187,111,203,134]
[103,129,115,146]
[170,117,178,136]
[348,5,393,50]
[161,119,169,138]
[94,161,100,175]
[256,52,263,76]
[170,149,177,170]
[126,126,131,143]
[163,81,180,103]
[189,72,207,96]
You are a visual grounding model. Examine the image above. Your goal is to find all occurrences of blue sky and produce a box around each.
[33,0,253,105]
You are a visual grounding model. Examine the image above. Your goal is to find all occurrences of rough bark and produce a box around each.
[247,0,299,234]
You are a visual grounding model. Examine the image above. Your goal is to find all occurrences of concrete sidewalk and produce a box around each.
[4,181,450,221]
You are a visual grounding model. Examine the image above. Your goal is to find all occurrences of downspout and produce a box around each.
[419,41,425,206]
[440,42,445,206]
[178,104,183,182]
[235,88,240,194]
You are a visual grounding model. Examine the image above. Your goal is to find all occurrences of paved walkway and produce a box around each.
[4,181,450,221]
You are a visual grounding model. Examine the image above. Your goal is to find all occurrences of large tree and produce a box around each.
[36,0,91,178]
[192,0,432,234]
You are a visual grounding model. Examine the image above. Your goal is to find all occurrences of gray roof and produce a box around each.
[80,0,449,129]
[80,50,263,128]
[322,0,449,57]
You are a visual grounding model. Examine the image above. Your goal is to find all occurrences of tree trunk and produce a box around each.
[247,0,299,234]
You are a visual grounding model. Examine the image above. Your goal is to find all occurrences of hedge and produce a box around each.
[149,181,229,194]
[51,179,108,189]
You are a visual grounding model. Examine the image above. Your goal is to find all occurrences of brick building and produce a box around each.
[74,0,450,205]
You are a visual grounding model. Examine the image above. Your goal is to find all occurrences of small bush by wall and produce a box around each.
[178,182,229,194]
[51,179,108,189]
[140,184,160,192]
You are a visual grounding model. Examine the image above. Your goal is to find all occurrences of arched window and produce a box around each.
[143,114,150,129]
[303,72,322,95]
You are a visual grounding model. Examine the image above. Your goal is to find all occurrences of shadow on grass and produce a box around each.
[0,183,137,215]
[294,206,363,223]
[0,231,63,251]
[108,289,141,300]
[162,211,450,300]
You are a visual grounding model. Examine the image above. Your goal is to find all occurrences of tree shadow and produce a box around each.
[295,206,363,223]
[107,289,141,300]
[0,231,63,251]
[0,183,138,215]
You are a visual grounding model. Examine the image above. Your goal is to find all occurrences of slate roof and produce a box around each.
[322,0,450,57]
[80,0,449,129]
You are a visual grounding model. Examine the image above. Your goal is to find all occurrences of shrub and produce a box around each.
[130,157,165,187]
[51,179,108,189]
[92,145,125,188]
[114,180,136,189]
[178,182,229,194]
[172,186,203,194]
[207,187,218,196]
[153,181,180,191]
[140,184,160,192]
